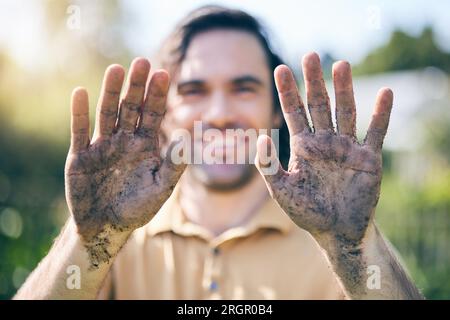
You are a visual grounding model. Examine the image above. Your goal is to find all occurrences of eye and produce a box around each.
[179,87,206,97]
[234,86,256,94]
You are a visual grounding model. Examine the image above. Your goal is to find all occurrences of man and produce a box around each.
[15,6,423,299]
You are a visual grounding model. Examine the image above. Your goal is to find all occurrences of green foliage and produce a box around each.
[376,101,450,299]
[377,169,450,299]
[354,27,450,75]
[0,116,68,299]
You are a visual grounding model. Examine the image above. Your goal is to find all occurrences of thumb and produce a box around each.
[255,134,288,196]
[160,137,187,189]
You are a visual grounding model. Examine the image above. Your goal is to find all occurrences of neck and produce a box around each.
[179,168,269,236]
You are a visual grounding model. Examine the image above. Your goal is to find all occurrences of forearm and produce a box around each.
[14,217,131,300]
[316,222,424,300]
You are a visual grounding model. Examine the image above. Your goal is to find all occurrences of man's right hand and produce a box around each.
[65,58,185,267]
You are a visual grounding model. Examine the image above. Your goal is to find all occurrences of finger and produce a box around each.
[70,87,90,153]
[333,61,356,138]
[138,70,169,136]
[94,64,125,139]
[255,135,288,197]
[117,58,150,132]
[160,138,187,189]
[302,52,333,132]
[274,65,310,136]
[364,88,393,152]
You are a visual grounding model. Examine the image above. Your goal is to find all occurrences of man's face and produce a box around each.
[166,29,276,190]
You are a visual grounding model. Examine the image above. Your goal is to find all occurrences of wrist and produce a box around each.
[313,219,378,255]
[69,217,133,270]
[313,222,378,298]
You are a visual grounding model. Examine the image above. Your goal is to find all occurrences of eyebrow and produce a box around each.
[177,80,205,91]
[176,75,265,92]
[231,75,264,87]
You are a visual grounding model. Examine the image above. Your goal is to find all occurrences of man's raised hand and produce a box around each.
[256,52,393,247]
[65,58,185,267]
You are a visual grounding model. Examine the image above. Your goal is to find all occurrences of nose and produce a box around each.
[202,90,236,128]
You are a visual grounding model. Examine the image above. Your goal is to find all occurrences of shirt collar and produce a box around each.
[145,184,294,245]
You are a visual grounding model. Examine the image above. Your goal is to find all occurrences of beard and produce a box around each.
[189,163,256,191]
[189,121,259,191]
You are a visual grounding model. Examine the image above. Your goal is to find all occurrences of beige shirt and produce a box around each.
[105,188,345,300]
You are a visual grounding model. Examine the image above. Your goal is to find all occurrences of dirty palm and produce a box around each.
[257,55,389,243]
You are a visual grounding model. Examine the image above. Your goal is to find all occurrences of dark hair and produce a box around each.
[157,5,290,167]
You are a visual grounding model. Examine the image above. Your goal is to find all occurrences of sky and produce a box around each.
[0,0,449,69]
[121,0,450,65]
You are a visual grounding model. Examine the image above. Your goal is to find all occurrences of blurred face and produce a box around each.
[166,29,277,190]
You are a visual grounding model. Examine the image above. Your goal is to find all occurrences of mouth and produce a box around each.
[193,132,250,163]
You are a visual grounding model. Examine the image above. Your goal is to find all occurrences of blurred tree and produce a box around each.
[377,98,450,299]
[354,26,450,75]
[0,0,131,299]
[423,109,450,162]
[0,110,67,299]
